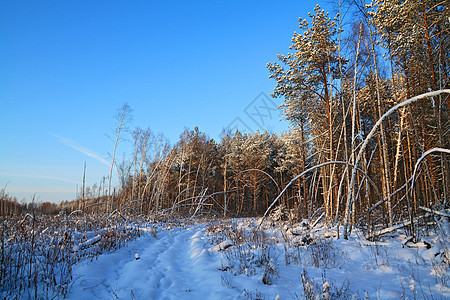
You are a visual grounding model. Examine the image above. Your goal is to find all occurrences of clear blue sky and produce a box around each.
[0,0,331,203]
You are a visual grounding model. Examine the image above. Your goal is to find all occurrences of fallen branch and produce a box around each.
[312,212,325,228]
[68,210,83,217]
[72,235,102,252]
[20,213,35,223]
[107,209,127,222]
[369,174,417,212]
[419,206,450,218]
[365,216,425,240]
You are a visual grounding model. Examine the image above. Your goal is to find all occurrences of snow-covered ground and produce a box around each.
[67,218,449,299]
[68,224,239,299]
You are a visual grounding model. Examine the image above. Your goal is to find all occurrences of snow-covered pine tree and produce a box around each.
[268,5,343,220]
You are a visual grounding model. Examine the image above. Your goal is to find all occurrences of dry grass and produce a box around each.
[207,219,280,286]
[0,212,142,299]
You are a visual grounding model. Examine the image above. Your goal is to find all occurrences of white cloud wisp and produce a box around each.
[52,134,109,166]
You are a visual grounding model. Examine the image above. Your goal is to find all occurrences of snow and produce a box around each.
[66,219,450,299]
[68,225,239,299]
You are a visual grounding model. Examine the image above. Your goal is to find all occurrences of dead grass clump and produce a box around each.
[306,238,346,269]
[207,219,280,285]
[301,269,350,300]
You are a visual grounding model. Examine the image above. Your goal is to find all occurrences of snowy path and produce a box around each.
[68,225,238,300]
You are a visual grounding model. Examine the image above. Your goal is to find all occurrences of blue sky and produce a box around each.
[0,0,330,203]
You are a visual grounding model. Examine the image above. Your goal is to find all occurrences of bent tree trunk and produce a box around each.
[343,89,450,239]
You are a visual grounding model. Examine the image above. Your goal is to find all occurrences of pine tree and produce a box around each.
[268,5,343,219]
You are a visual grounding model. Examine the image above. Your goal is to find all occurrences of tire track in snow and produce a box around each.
[68,225,238,300]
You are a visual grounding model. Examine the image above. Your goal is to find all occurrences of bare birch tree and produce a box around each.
[107,103,132,212]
